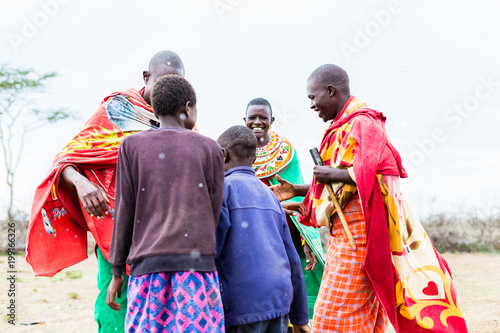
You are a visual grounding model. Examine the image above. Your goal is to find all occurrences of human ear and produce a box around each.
[327,85,336,96]
[143,71,150,84]
[182,101,194,120]
[221,148,229,163]
[270,116,275,125]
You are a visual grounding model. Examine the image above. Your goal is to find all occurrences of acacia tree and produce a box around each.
[0,64,72,226]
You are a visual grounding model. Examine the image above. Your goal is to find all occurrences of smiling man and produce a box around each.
[271,64,468,332]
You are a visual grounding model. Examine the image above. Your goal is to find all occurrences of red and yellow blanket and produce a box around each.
[26,88,156,276]
[300,96,467,332]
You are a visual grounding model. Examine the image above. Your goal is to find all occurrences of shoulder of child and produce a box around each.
[121,128,155,146]
[193,132,221,149]
[120,132,134,146]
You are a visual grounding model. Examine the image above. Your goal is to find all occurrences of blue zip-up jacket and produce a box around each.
[215,166,309,327]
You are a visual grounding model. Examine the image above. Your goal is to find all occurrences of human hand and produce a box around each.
[73,178,110,219]
[269,175,297,201]
[281,202,307,216]
[292,324,311,332]
[106,275,124,311]
[303,242,317,271]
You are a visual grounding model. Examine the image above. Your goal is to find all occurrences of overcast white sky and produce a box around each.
[1,0,499,219]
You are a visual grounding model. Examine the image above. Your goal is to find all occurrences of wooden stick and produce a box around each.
[325,184,357,251]
[309,147,356,251]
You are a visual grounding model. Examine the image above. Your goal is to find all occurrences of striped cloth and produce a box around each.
[313,193,388,332]
[126,271,225,333]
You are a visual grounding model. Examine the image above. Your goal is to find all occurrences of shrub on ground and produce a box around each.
[422,210,500,253]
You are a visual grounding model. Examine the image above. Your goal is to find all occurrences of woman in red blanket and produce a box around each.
[271,64,468,332]
[26,50,185,332]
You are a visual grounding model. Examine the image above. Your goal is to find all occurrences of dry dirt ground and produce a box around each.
[0,252,499,332]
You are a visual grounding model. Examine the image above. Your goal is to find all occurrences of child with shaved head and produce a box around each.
[107,75,225,332]
[215,125,311,333]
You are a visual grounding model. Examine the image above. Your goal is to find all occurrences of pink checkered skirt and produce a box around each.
[126,271,225,333]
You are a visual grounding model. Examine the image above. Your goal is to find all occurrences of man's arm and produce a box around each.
[270,166,356,203]
[60,165,110,219]
[313,165,356,185]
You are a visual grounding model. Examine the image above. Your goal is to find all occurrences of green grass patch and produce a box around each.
[65,270,83,279]
[68,292,79,299]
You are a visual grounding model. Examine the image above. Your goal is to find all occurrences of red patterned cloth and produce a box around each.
[26,88,156,276]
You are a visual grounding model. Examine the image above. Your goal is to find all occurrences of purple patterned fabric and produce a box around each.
[126,271,225,333]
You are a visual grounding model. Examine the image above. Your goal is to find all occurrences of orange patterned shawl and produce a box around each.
[300,96,468,332]
[26,88,156,276]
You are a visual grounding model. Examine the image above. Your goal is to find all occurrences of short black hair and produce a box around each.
[246,97,273,117]
[308,64,350,93]
[148,50,185,76]
[151,75,196,116]
[217,125,257,160]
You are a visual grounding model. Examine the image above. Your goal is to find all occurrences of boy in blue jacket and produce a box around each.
[215,125,311,333]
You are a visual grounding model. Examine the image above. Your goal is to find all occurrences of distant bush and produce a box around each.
[0,210,29,251]
[422,209,500,253]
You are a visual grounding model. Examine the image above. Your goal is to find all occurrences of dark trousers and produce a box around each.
[226,315,290,333]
